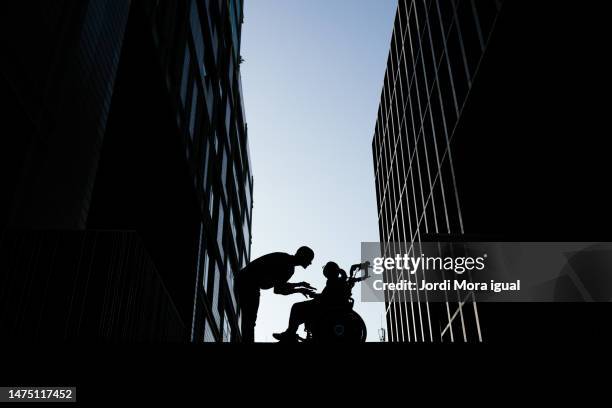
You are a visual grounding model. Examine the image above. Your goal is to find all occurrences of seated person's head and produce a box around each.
[323,262,346,280]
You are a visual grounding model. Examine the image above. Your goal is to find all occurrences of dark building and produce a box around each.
[0,0,253,343]
[373,0,612,343]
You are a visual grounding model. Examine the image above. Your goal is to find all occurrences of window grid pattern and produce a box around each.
[372,0,503,342]
[173,0,253,343]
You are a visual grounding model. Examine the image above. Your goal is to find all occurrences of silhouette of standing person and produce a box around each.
[235,246,316,343]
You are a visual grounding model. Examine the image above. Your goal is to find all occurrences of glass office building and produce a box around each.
[144,0,254,343]
[372,0,503,342]
[0,0,253,343]
[166,0,254,343]
[372,0,612,344]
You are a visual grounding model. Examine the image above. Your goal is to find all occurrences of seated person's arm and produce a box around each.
[349,263,362,272]
[348,265,370,283]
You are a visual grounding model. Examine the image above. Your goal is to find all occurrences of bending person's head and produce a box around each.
[294,246,314,268]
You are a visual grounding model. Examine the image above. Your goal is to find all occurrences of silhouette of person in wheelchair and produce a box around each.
[273,261,370,343]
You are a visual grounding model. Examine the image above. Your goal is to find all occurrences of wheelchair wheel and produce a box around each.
[310,309,367,343]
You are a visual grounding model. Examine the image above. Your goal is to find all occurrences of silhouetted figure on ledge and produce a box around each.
[235,246,316,343]
[273,261,369,343]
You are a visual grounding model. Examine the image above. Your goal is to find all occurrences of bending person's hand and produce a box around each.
[297,288,317,298]
[296,281,317,291]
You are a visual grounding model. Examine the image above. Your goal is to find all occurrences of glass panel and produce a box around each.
[180,44,190,104]
[217,202,225,258]
[189,83,198,139]
[203,318,216,342]
[212,263,221,326]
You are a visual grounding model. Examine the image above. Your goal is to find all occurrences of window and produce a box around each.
[223,312,232,342]
[421,25,436,92]
[212,263,221,326]
[229,211,237,245]
[227,261,237,312]
[242,211,250,252]
[204,77,214,121]
[456,0,484,81]
[225,99,232,145]
[232,164,241,213]
[208,188,215,219]
[201,140,209,193]
[189,83,198,139]
[440,157,462,233]
[432,168,450,234]
[415,53,428,119]
[437,57,458,131]
[217,202,225,258]
[437,0,455,35]
[229,0,240,59]
[447,24,469,107]
[415,0,427,37]
[221,149,227,188]
[427,3,444,67]
[220,147,228,199]
[189,0,207,78]
[431,79,449,151]
[202,247,210,294]
[408,5,421,62]
[473,0,500,43]
[401,37,414,84]
[244,176,252,211]
[417,127,435,233]
[203,318,216,343]
[399,55,410,101]
[180,44,191,105]
[195,223,209,294]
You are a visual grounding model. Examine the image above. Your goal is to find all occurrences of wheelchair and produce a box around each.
[300,298,368,343]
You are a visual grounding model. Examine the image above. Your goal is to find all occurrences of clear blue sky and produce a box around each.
[240,0,397,342]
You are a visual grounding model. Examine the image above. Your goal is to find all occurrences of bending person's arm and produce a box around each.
[273,282,295,295]
[274,282,316,298]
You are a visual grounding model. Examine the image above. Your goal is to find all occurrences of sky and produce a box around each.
[240,0,397,342]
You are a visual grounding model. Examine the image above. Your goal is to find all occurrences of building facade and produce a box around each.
[372,0,503,342]
[0,0,253,343]
[373,0,612,344]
